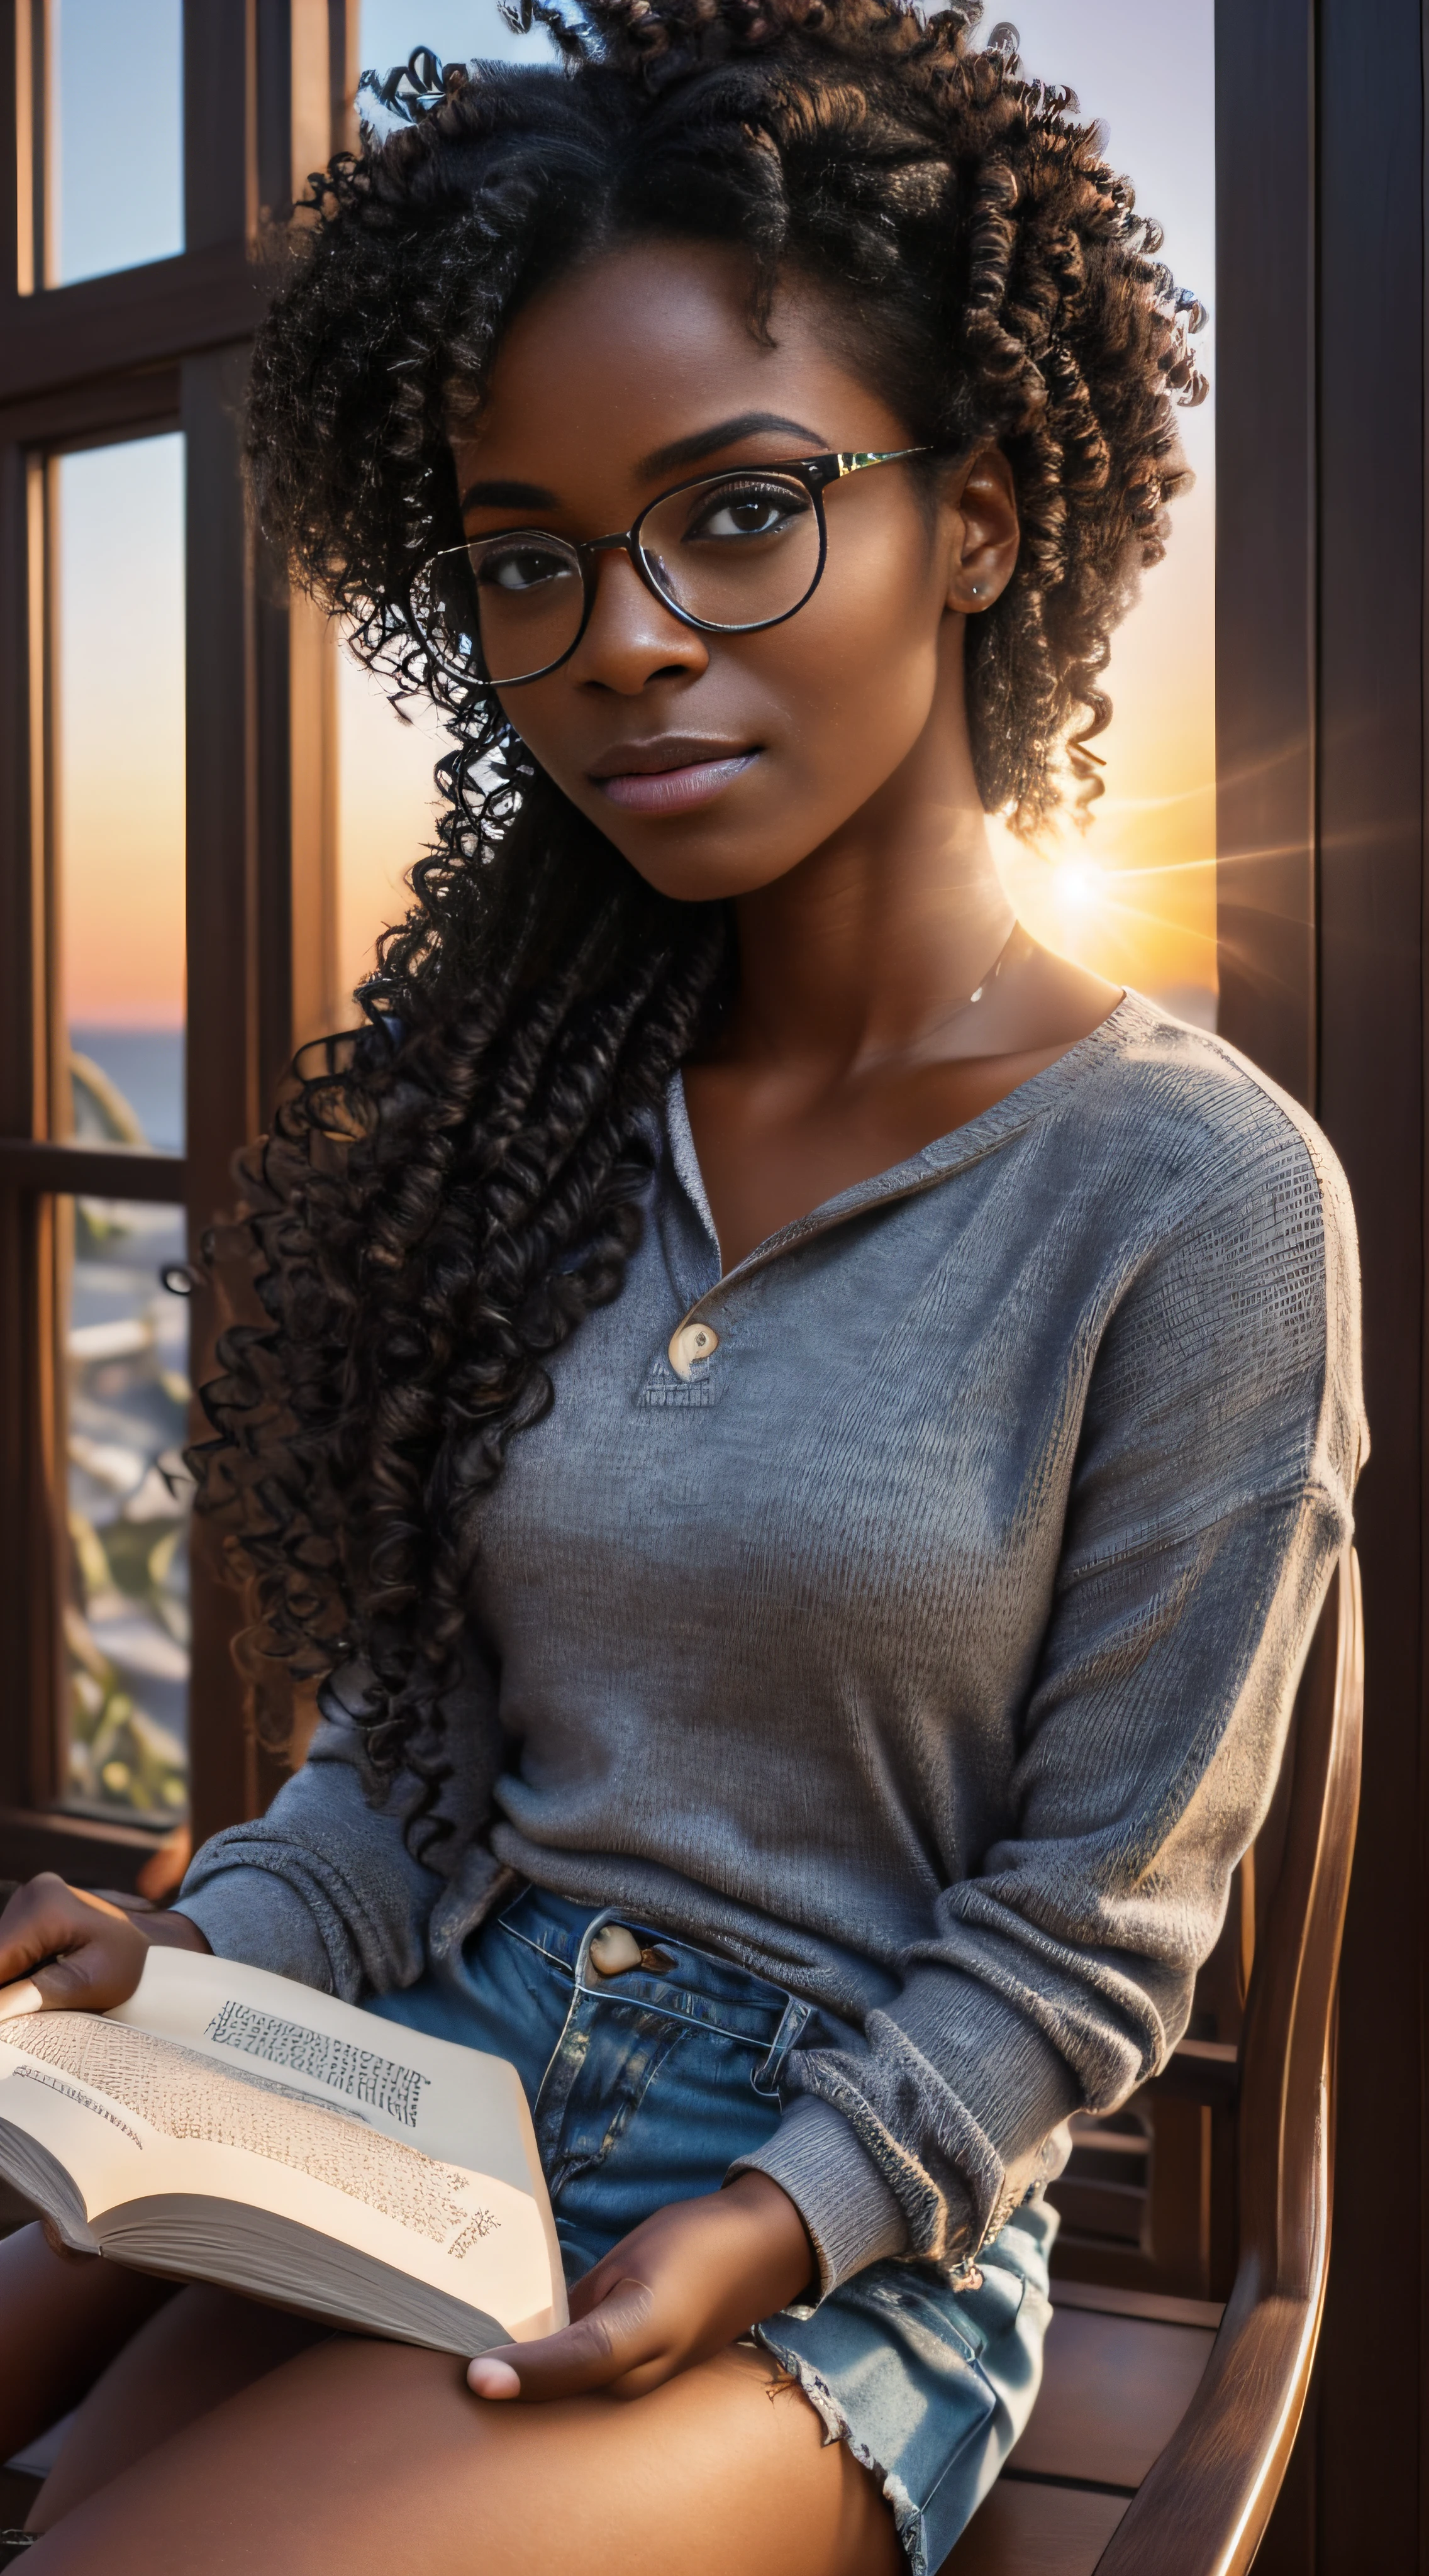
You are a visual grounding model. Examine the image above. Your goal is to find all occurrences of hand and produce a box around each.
[467,2170,815,2404]
[0,1874,210,2022]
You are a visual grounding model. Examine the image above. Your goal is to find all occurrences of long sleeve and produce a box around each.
[737,1102,1364,2292]
[174,1646,506,2001]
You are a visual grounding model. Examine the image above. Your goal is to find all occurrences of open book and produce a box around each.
[0,1948,567,2355]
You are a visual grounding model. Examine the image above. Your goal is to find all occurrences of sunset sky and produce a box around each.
[62,0,1215,1037]
[57,434,186,1032]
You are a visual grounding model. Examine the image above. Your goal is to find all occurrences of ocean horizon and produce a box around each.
[71,1024,184,1155]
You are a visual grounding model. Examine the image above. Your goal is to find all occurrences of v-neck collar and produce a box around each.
[666,989,1150,1305]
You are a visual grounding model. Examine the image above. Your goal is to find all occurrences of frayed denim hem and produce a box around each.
[749,2326,933,2574]
[750,2197,1058,2573]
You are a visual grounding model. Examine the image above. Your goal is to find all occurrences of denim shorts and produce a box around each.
[365,1885,1054,2576]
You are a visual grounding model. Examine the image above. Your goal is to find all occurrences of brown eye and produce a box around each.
[684,482,811,543]
[477,543,575,594]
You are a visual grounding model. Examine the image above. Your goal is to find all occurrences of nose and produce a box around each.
[565,547,708,694]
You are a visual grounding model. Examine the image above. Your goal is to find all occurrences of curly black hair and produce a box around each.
[197,0,1206,1838]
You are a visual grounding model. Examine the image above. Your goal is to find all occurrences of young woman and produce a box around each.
[0,6,1364,2570]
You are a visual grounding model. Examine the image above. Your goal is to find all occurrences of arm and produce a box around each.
[736,1108,1366,2294]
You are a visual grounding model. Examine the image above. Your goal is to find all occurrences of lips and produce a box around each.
[588,743,760,816]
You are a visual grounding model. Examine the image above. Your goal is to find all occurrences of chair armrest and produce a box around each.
[1089,2064,1329,2576]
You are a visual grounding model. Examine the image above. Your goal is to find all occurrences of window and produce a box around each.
[43,0,184,287]
[989,0,1216,1028]
[336,650,445,1019]
[49,433,191,1821]
[56,434,186,1141]
[0,7,352,1881]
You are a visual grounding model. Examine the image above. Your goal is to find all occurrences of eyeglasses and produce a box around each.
[411,447,933,689]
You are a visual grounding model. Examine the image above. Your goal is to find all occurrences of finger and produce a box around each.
[0,1953,123,2015]
[465,2355,521,2399]
[466,2277,658,2403]
[1,1877,147,2002]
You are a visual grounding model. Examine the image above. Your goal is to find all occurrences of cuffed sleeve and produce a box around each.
[729,2095,910,2294]
[172,1868,338,1989]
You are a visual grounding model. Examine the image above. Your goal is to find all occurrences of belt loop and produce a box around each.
[752,1996,811,2099]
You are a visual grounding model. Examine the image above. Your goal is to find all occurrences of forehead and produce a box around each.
[452,237,906,496]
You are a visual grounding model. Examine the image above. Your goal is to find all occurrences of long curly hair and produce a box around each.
[198,0,1206,1841]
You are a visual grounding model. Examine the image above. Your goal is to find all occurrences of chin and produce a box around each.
[614,839,808,906]
[583,801,810,906]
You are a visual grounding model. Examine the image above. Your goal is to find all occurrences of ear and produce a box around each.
[943,447,1020,615]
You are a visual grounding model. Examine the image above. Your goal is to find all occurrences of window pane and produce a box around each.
[55,435,186,1152]
[47,0,184,286]
[988,0,1216,1026]
[361,0,559,77]
[62,1196,191,1819]
[338,647,445,1013]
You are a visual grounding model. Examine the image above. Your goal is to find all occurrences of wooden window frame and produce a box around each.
[1214,0,1427,2565]
[0,0,355,1882]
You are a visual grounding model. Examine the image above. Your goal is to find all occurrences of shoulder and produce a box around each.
[1062,998,1365,1482]
[1052,994,1356,1262]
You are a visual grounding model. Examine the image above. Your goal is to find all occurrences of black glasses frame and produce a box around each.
[414,445,934,688]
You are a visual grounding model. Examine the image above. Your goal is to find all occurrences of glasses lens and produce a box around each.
[638,472,821,631]
[415,533,586,685]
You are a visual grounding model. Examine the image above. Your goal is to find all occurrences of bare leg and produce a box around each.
[25,2328,903,2576]
[0,2226,176,2462]
[31,2286,330,2529]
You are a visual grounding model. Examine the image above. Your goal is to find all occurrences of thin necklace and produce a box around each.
[928,920,1024,1038]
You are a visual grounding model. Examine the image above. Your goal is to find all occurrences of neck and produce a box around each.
[725,651,1014,1077]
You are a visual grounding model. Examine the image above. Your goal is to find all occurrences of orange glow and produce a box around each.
[57,436,186,1032]
[337,650,448,1010]
[987,0,1215,1019]
[990,462,1216,1019]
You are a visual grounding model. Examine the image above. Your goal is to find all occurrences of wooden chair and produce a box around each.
[942,1545,1364,2576]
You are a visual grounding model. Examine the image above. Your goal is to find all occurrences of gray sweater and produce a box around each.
[177,995,1365,2297]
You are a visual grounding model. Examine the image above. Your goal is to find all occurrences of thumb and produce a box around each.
[0,1956,107,2019]
[467,2275,657,2402]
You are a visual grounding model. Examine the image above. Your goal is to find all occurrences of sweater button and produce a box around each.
[669,1321,719,1380]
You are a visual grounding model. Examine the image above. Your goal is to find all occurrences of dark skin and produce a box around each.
[0,237,1117,2569]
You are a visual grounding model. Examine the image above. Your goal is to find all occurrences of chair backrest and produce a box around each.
[1090,1545,1364,2575]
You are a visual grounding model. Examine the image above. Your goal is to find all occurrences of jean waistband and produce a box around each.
[493,1884,813,2058]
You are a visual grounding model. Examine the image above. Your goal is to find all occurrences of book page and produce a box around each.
[0,1953,567,2340]
[111,1950,540,2187]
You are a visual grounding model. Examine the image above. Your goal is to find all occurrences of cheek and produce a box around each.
[492,516,949,889]
[759,525,946,775]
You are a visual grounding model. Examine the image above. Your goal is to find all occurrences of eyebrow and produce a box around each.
[635,412,829,479]
[457,414,829,519]
[458,476,559,513]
